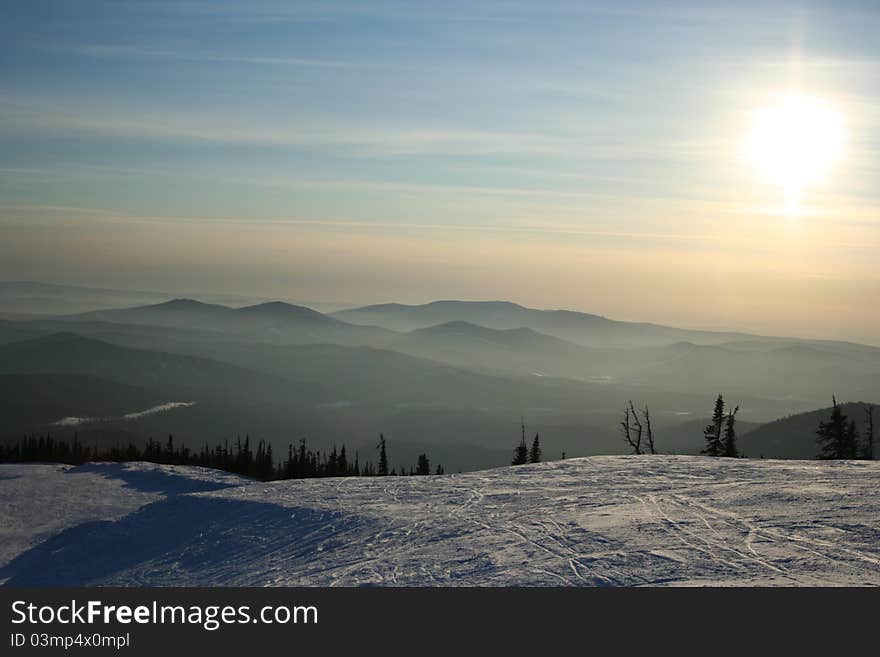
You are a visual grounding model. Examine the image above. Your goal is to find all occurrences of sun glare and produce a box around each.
[745,92,843,213]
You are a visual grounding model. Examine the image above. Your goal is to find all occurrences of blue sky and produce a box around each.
[1,1,879,342]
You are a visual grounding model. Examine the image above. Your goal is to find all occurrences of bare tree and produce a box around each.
[620,400,643,455]
[619,401,657,455]
[643,404,656,454]
[620,404,633,453]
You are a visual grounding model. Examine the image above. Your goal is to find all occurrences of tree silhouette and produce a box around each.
[512,417,529,465]
[377,434,389,476]
[863,404,875,460]
[702,394,725,457]
[817,397,858,459]
[722,405,739,457]
[529,433,541,463]
[643,405,656,455]
[620,401,642,455]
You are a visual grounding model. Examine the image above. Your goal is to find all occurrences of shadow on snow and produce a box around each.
[69,462,245,495]
[0,496,372,586]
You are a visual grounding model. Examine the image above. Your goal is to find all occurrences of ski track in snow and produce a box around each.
[1,456,879,586]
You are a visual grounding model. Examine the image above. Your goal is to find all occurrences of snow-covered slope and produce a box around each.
[1,457,878,586]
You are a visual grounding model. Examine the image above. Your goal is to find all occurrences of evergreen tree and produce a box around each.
[817,397,856,459]
[512,418,529,465]
[721,405,739,457]
[326,446,334,474]
[863,404,875,460]
[416,453,430,475]
[844,420,859,460]
[339,445,348,475]
[285,444,295,478]
[377,434,389,476]
[701,394,725,457]
[298,438,308,476]
[512,439,528,465]
[529,433,541,463]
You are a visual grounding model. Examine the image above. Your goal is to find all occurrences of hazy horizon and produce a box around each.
[2,1,879,344]
[4,277,880,348]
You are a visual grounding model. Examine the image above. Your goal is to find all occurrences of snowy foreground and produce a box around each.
[1,456,879,586]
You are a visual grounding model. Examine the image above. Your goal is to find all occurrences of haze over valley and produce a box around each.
[2,281,876,472]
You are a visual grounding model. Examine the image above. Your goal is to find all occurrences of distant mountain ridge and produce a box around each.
[26,296,880,404]
[400,320,579,349]
[0,372,167,435]
[68,298,391,346]
[230,300,345,324]
[333,299,760,348]
[0,281,261,317]
[388,320,598,379]
[0,331,326,406]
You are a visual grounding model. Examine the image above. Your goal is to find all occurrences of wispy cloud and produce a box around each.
[0,93,726,163]
[55,43,358,69]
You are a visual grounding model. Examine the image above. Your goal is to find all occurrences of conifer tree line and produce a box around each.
[816,398,875,460]
[0,433,444,480]
[5,401,875,474]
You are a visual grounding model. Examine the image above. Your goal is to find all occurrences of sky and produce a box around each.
[1,1,879,343]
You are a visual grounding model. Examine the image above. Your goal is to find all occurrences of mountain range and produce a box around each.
[0,281,876,469]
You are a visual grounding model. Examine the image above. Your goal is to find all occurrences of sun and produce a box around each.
[745,92,843,212]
